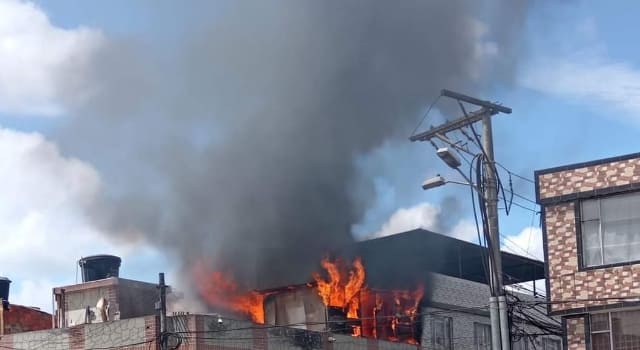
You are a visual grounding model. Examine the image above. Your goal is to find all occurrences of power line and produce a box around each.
[410,94,441,137]
[496,162,535,184]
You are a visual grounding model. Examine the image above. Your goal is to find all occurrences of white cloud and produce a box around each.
[500,227,546,297]
[520,26,640,125]
[502,226,544,261]
[369,202,440,238]
[0,128,159,310]
[449,219,480,243]
[521,57,640,120]
[366,202,478,243]
[0,0,103,116]
[9,279,57,313]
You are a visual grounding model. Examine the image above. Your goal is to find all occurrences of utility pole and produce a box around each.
[158,273,168,350]
[410,89,512,350]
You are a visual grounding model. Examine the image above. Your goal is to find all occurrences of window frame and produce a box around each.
[542,338,561,350]
[430,316,453,350]
[473,322,491,350]
[589,309,640,350]
[576,190,640,270]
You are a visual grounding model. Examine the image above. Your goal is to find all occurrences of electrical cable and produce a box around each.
[495,162,536,184]
[410,94,441,137]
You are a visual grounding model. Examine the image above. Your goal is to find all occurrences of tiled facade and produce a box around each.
[537,153,640,314]
[536,152,640,350]
[565,317,587,350]
[537,157,640,201]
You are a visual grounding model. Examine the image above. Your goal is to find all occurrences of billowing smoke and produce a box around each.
[51,1,529,291]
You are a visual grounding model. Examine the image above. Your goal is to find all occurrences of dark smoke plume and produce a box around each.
[53,1,529,291]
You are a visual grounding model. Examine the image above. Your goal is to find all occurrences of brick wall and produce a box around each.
[537,153,640,314]
[2,304,51,334]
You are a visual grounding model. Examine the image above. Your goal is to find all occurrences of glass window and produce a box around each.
[580,192,640,267]
[543,338,561,350]
[431,316,452,350]
[474,323,491,350]
[590,310,640,350]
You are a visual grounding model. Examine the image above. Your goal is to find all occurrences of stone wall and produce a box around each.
[0,316,156,350]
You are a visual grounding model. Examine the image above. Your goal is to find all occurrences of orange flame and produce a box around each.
[393,285,424,317]
[192,261,264,323]
[312,257,365,319]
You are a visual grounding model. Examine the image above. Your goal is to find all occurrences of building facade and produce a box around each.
[423,273,560,350]
[536,152,640,350]
[0,314,419,350]
[1,304,51,335]
[53,277,158,328]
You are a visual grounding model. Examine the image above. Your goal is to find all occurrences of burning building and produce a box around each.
[193,229,559,348]
[2,230,560,349]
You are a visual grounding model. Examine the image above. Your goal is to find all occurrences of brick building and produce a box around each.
[1,304,51,335]
[536,152,640,350]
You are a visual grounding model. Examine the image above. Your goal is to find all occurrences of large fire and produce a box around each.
[194,256,424,344]
[192,261,265,323]
[312,257,365,319]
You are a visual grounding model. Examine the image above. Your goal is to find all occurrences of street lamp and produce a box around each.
[421,175,476,191]
[436,147,461,169]
[421,175,446,190]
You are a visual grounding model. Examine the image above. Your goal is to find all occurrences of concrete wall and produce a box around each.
[117,279,158,319]
[190,314,417,350]
[424,273,560,350]
[55,277,158,327]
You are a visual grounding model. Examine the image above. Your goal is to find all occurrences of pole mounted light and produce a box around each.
[422,175,446,190]
[436,147,461,169]
[412,89,513,350]
[421,175,478,192]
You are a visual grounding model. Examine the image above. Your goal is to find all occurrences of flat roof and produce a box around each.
[535,151,640,176]
[357,229,544,287]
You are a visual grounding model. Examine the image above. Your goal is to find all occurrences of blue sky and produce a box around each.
[3,1,640,311]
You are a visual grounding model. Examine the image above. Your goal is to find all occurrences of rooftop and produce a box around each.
[357,229,544,287]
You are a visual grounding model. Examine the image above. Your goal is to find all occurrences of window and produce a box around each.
[590,310,640,350]
[542,338,561,350]
[431,316,452,350]
[512,337,529,350]
[580,192,640,267]
[474,323,491,350]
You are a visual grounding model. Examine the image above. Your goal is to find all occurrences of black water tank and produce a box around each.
[79,255,121,282]
[0,277,10,301]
